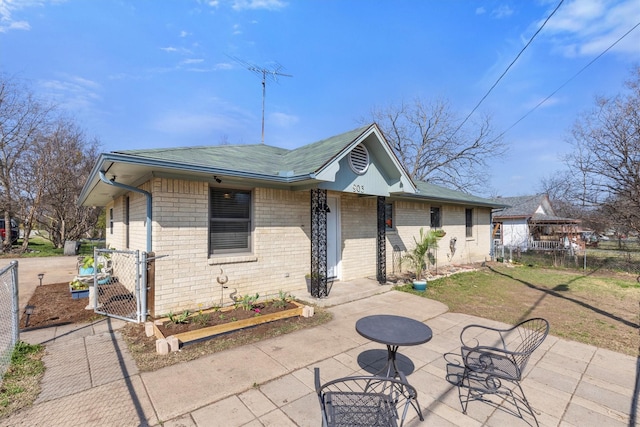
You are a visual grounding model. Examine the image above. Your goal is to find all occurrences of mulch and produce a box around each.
[20,282,102,330]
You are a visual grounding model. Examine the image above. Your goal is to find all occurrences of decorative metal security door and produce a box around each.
[377,196,386,284]
[310,189,329,298]
[92,249,147,323]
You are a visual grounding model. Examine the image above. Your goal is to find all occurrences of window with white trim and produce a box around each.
[209,188,252,255]
[430,206,441,228]
[465,208,473,238]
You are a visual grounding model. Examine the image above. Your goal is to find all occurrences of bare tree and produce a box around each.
[367,97,505,194]
[538,172,581,216]
[565,66,640,236]
[29,118,101,248]
[0,74,54,251]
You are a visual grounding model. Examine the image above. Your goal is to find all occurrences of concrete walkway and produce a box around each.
[6,289,637,426]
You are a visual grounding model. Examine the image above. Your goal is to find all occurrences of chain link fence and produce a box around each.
[93,249,147,323]
[0,261,19,386]
[494,240,640,279]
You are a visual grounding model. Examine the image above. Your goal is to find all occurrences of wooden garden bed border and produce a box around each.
[153,300,305,344]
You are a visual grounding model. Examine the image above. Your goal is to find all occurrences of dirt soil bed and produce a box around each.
[20,282,102,329]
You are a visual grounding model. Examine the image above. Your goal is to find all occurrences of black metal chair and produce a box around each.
[314,367,421,427]
[458,318,549,426]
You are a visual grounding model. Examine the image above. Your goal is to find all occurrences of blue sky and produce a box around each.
[1,0,639,197]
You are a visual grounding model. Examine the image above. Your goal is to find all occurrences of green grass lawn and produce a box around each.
[1,236,105,258]
[397,263,640,356]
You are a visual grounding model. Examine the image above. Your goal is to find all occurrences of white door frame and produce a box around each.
[326,196,341,279]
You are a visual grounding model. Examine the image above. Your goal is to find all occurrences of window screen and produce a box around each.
[209,188,252,254]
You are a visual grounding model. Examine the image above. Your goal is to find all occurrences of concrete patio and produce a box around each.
[7,285,636,426]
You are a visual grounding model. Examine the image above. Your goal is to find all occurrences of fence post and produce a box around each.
[146,252,155,318]
[138,251,147,323]
[11,261,18,344]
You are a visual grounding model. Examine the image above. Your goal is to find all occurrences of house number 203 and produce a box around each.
[352,184,365,193]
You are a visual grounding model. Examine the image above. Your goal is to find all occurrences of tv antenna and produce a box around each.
[229,56,292,144]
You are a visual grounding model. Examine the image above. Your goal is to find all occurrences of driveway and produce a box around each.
[1,256,79,309]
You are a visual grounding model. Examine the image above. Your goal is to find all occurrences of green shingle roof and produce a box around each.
[282,125,370,173]
[116,125,371,178]
[111,124,501,207]
[117,144,290,176]
[414,181,506,208]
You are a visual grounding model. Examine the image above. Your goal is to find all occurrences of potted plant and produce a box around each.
[79,255,107,276]
[402,228,439,291]
[305,272,324,293]
[69,278,90,299]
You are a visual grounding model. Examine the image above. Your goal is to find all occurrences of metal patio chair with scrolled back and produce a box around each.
[458,318,549,426]
[314,367,422,427]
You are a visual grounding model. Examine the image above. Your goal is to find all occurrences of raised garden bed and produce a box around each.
[152,300,307,346]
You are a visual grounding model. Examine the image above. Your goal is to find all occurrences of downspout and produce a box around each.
[99,170,152,252]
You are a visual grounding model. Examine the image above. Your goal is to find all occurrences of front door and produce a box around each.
[326,197,340,279]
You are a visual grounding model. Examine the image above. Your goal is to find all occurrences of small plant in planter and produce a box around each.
[402,228,439,291]
[78,253,111,276]
[79,256,103,275]
[271,290,292,309]
[433,229,446,238]
[69,278,90,299]
[167,310,190,325]
[69,279,89,291]
[305,272,326,293]
[239,293,259,311]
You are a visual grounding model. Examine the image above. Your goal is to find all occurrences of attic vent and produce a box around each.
[348,144,369,175]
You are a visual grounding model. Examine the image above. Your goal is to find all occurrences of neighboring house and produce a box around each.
[491,194,581,252]
[79,123,504,317]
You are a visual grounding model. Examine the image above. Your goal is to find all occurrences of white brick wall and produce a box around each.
[389,202,492,275]
[104,182,149,251]
[107,178,493,315]
[149,179,312,315]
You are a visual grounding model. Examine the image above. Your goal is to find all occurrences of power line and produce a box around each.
[498,20,640,139]
[452,0,564,137]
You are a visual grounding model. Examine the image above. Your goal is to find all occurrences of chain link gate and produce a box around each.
[92,249,147,323]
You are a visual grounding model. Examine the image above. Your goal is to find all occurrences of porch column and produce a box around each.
[377,196,386,284]
[310,189,329,297]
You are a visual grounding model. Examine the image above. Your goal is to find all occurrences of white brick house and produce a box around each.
[79,124,504,317]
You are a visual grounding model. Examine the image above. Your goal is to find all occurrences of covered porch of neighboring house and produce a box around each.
[493,214,582,253]
[527,216,582,251]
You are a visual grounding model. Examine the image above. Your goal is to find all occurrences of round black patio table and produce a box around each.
[356,314,433,377]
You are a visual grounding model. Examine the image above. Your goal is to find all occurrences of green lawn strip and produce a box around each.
[396,264,639,356]
[0,341,45,418]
